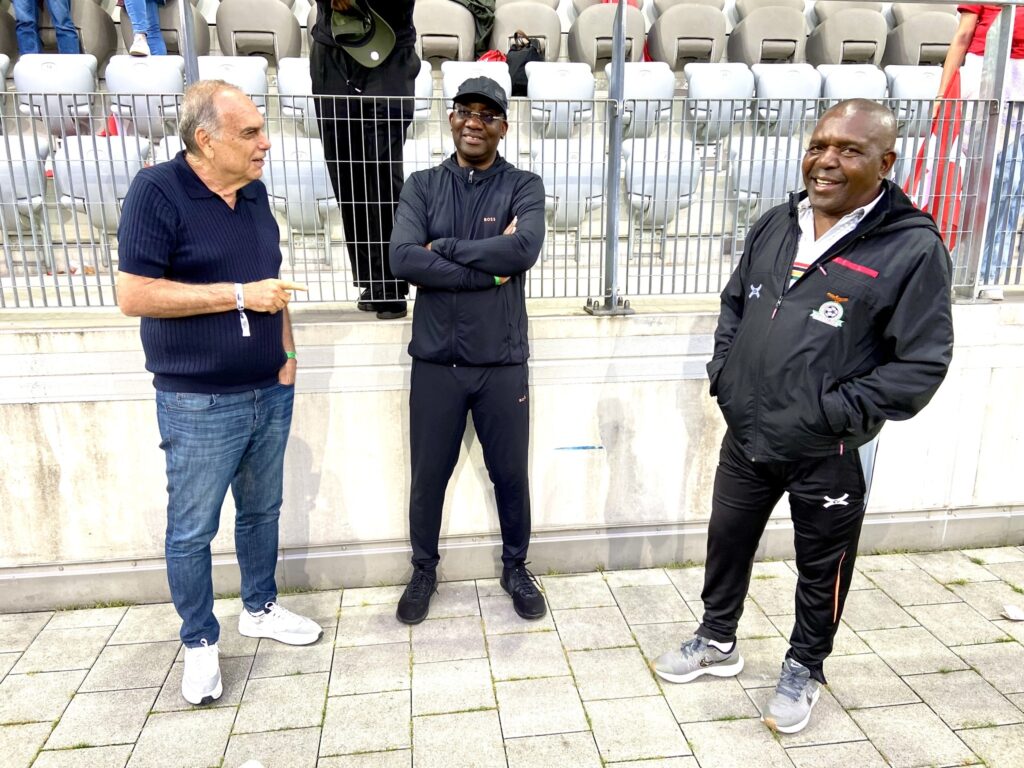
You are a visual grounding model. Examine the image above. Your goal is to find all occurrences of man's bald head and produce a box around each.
[820,99,898,153]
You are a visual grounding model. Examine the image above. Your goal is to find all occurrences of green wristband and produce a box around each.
[285,351,297,360]
[494,276,502,286]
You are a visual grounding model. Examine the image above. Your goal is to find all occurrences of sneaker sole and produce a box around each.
[237,625,323,645]
[395,607,430,625]
[653,654,745,684]
[500,581,547,620]
[762,686,820,734]
[182,678,222,706]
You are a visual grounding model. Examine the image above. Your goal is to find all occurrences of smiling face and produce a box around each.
[449,99,507,170]
[202,89,271,190]
[802,104,896,228]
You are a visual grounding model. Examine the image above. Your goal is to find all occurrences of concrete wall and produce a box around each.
[2,298,1022,610]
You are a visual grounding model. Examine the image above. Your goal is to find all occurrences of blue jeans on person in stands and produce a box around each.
[12,0,80,55]
[156,383,294,648]
[123,0,167,55]
[983,133,1024,285]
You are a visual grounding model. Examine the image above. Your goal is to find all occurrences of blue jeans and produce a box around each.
[983,133,1024,285]
[156,383,294,648]
[123,0,167,55]
[12,0,80,55]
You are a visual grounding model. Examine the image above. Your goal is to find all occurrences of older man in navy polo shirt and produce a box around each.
[117,80,322,706]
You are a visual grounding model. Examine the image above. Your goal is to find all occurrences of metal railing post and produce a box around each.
[178,0,201,85]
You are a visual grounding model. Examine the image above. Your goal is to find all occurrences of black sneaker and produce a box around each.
[396,569,437,625]
[356,288,375,312]
[500,564,547,620]
[375,300,407,320]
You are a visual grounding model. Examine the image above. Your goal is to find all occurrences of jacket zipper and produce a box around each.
[450,167,476,363]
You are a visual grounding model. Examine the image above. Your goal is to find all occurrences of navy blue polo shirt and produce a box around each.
[117,151,284,393]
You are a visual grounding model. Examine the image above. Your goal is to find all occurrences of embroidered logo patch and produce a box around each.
[748,283,762,299]
[823,493,850,508]
[810,300,845,328]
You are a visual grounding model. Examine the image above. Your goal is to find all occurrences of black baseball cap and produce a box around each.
[453,76,509,117]
[329,0,395,69]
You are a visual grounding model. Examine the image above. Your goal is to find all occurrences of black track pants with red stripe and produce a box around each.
[697,430,872,684]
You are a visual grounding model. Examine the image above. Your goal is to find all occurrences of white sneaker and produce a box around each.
[181,639,222,705]
[238,601,323,645]
[129,33,150,57]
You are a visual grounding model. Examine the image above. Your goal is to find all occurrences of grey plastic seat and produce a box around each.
[683,62,754,143]
[441,61,513,107]
[818,63,888,101]
[277,57,318,137]
[216,0,301,64]
[885,64,942,136]
[0,14,16,66]
[36,0,118,73]
[118,0,212,57]
[604,61,675,138]
[413,60,434,127]
[197,55,269,111]
[890,3,955,27]
[530,138,606,259]
[647,4,727,69]
[105,55,185,140]
[152,135,185,163]
[729,134,803,226]
[0,54,9,84]
[491,2,562,61]
[525,61,595,138]
[402,138,439,180]
[0,133,51,270]
[752,63,821,132]
[727,7,806,66]
[14,54,98,139]
[653,0,725,20]
[567,4,646,72]
[734,0,803,20]
[415,0,476,65]
[812,1,882,24]
[881,12,957,67]
[806,8,888,66]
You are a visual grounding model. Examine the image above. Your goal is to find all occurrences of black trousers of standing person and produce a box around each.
[698,431,873,684]
[310,43,417,298]
[408,359,532,571]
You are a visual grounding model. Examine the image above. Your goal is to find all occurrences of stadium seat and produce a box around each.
[415,0,476,65]
[647,4,727,69]
[525,61,596,138]
[653,0,725,19]
[530,138,606,259]
[497,0,558,6]
[882,13,956,67]
[151,135,185,163]
[13,54,98,139]
[817,63,888,101]
[37,0,118,73]
[567,4,646,72]
[806,8,888,66]
[118,0,212,57]
[0,134,51,271]
[890,2,955,27]
[491,2,562,61]
[197,55,269,112]
[216,0,302,65]
[812,1,882,24]
[0,54,9,84]
[729,134,803,226]
[884,64,942,136]
[441,61,514,107]
[104,55,185,140]
[751,63,821,133]
[0,15,16,66]
[604,61,674,138]
[277,57,318,137]
[727,7,806,66]
[402,138,439,180]
[733,0,803,20]
[683,62,754,143]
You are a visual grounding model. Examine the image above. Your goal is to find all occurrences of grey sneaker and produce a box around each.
[652,635,744,683]
[761,658,821,734]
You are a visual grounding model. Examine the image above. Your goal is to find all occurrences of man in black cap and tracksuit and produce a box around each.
[389,77,548,624]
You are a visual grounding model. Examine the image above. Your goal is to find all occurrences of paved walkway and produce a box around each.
[2,546,1024,768]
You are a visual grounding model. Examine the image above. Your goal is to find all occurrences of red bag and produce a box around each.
[903,72,963,248]
[478,50,507,62]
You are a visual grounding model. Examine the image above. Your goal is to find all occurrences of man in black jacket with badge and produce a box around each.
[653,100,954,735]
[389,77,547,625]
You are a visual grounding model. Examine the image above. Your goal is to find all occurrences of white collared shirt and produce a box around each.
[790,191,884,288]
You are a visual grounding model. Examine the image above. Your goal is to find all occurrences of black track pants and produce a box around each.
[698,431,874,683]
[408,360,532,571]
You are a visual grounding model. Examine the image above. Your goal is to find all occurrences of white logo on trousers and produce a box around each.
[823,493,850,508]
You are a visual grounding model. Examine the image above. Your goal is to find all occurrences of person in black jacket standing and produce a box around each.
[389,77,547,624]
[310,0,418,319]
[654,100,954,734]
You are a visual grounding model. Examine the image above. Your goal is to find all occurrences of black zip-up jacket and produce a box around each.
[390,154,545,366]
[709,180,954,462]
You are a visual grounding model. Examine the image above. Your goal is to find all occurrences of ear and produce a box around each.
[879,149,896,178]
[194,127,214,159]
[499,119,509,139]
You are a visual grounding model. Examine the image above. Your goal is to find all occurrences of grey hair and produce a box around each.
[178,80,244,155]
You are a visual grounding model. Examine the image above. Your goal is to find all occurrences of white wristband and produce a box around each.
[234,283,244,312]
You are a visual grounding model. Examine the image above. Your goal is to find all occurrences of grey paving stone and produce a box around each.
[80,640,179,692]
[631,621,700,663]
[335,604,410,648]
[568,647,659,700]
[551,607,634,651]
[235,671,329,733]
[908,550,999,583]
[904,669,1024,729]
[479,595,556,635]
[683,719,792,768]
[249,637,334,678]
[963,547,1024,564]
[412,710,505,768]
[785,741,889,768]
[412,657,494,716]
[276,590,343,626]
[988,561,1024,589]
[863,568,960,606]
[426,581,481,619]
[948,580,1024,620]
[587,696,688,762]
[12,626,113,674]
[958,723,1024,768]
[855,553,918,571]
[411,616,485,663]
[665,566,705,602]
[607,760,699,768]
[474,578,505,597]
[318,751,410,768]
[0,669,87,724]
[849,703,976,768]
[495,676,588,738]
[32,745,133,768]
[540,573,615,609]
[505,732,603,768]
[735,600,782,640]
[768,614,869,655]
[152,655,252,712]
[487,630,569,681]
[840,589,917,631]
[321,691,411,756]
[45,688,157,749]
[995,618,1024,644]
[171,622,259,660]
[341,585,405,608]
[826,654,920,709]
[858,626,970,675]
[0,722,55,768]
[611,585,694,625]
[126,706,236,768]
[956,642,1024,694]
[46,607,128,630]
[108,603,182,645]
[747,685,864,746]
[1010,693,1024,713]
[746,569,798,616]
[734,636,791,689]
[0,612,52,653]
[0,652,17,681]
[605,569,672,587]
[659,676,759,724]
[223,726,321,768]
[905,601,1010,646]
[328,642,410,697]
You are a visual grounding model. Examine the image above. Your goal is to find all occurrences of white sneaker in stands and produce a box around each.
[181,639,222,705]
[238,601,323,645]
[129,33,150,56]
